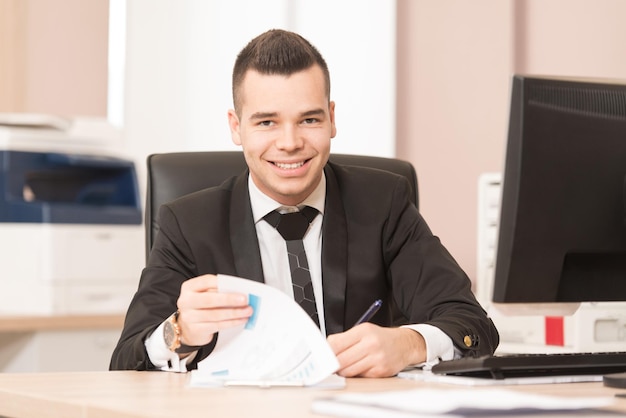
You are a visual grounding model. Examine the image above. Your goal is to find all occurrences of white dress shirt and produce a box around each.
[145,173,456,371]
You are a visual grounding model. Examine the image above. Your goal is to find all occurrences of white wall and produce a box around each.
[123,0,396,196]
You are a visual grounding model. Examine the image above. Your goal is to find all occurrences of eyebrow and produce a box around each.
[301,108,326,118]
[248,108,326,122]
[248,111,278,122]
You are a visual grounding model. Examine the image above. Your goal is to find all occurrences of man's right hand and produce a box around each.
[174,274,253,347]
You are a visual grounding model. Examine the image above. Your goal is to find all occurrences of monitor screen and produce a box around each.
[492,75,626,314]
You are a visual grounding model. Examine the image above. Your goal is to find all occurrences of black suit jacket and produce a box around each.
[110,162,499,370]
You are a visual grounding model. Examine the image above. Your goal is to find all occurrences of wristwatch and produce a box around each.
[163,310,203,354]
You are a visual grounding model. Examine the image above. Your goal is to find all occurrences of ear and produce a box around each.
[227,109,242,146]
[329,101,337,138]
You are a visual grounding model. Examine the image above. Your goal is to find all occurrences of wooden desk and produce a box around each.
[0,371,625,418]
[0,314,125,333]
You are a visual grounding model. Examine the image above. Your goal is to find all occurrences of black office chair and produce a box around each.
[145,151,418,260]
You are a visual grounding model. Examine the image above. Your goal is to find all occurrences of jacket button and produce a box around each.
[464,335,478,347]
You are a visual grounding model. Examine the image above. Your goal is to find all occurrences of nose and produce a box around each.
[275,124,304,151]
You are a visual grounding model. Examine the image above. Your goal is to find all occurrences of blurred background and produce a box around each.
[1,0,625,371]
[3,0,626,281]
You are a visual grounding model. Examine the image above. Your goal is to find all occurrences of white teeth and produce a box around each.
[275,161,304,169]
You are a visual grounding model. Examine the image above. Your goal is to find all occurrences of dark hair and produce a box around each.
[232,29,331,113]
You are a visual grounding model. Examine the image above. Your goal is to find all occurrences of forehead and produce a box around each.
[236,65,328,109]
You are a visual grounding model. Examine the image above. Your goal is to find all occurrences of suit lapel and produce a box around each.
[227,166,349,332]
[321,164,348,334]
[230,172,265,284]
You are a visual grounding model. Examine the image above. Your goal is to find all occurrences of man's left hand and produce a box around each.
[327,324,426,377]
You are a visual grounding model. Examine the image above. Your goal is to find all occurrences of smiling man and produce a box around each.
[110,29,499,377]
[228,64,334,207]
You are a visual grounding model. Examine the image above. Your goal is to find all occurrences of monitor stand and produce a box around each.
[603,372,626,388]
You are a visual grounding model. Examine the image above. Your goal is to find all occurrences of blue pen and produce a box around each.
[353,299,383,327]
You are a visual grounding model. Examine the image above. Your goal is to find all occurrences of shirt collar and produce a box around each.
[249,173,326,224]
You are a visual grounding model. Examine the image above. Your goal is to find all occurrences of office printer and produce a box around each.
[0,116,144,315]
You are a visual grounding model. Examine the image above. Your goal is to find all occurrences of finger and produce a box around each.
[177,307,253,346]
[328,332,369,373]
[189,316,251,333]
[183,305,253,324]
[326,328,360,354]
[335,343,396,378]
[337,364,368,378]
[206,317,250,331]
[180,274,220,293]
[181,290,249,310]
[335,350,371,377]
[180,316,252,346]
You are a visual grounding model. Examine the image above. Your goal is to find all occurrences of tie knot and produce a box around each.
[264,206,318,241]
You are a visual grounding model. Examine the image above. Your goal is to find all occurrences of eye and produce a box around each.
[302,118,319,124]
[258,120,274,127]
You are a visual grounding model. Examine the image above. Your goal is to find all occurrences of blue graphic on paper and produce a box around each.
[246,294,260,330]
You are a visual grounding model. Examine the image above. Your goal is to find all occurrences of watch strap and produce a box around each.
[167,310,204,354]
[175,342,204,354]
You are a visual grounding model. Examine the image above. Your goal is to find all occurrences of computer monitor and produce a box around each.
[492,74,626,315]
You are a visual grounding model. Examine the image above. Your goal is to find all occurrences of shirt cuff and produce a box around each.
[144,321,197,372]
[401,323,455,369]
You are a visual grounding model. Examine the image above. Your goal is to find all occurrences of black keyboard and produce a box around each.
[431,351,626,380]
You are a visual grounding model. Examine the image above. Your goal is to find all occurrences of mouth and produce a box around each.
[272,159,310,170]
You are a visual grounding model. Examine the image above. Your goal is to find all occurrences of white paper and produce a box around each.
[398,369,604,386]
[0,112,72,130]
[311,388,614,417]
[189,274,341,387]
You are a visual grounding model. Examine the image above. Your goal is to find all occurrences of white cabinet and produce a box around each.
[0,315,123,372]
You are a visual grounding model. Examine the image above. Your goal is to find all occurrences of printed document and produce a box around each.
[189,274,341,388]
[312,388,615,417]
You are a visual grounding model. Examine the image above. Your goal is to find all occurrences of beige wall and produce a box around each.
[0,0,108,116]
[397,0,626,288]
[397,0,513,287]
[521,0,626,78]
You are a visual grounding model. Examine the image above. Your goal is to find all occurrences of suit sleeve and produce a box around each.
[385,177,499,357]
[109,204,215,370]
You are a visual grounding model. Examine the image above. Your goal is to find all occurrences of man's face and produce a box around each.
[228,65,336,206]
